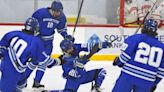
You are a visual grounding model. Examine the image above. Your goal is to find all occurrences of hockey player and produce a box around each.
[0,17,61,92]
[29,0,74,88]
[112,19,164,92]
[149,0,164,28]
[124,0,138,24]
[117,0,138,24]
[42,39,111,92]
[137,0,156,23]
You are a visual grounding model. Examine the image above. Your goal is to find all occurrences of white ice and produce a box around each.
[23,61,164,92]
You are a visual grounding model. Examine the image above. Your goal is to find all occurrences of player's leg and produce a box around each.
[82,68,107,92]
[64,78,81,92]
[0,59,21,92]
[134,86,152,92]
[133,79,155,92]
[112,72,133,92]
[33,42,53,88]
[41,78,79,92]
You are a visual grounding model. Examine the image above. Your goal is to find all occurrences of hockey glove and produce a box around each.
[58,55,67,65]
[47,58,62,68]
[150,85,157,92]
[68,69,80,78]
[113,56,125,67]
[64,35,75,42]
[47,55,66,67]
[113,57,119,66]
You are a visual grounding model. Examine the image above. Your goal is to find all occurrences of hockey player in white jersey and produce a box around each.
[124,0,138,24]
[137,0,156,23]
[117,0,138,24]
[149,0,164,27]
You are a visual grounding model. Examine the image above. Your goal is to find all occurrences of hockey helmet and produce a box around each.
[60,39,73,52]
[24,17,40,36]
[51,0,63,12]
[143,19,158,32]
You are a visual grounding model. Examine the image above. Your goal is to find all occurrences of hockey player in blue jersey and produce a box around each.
[30,0,74,88]
[112,19,164,92]
[0,17,61,92]
[42,39,112,92]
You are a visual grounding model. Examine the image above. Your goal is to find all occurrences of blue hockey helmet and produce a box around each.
[143,19,158,32]
[51,0,63,12]
[24,17,40,36]
[60,39,73,52]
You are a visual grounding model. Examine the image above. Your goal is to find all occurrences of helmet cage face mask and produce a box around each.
[141,19,158,36]
[147,27,156,32]
[144,19,158,32]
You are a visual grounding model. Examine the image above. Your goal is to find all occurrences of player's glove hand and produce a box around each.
[64,35,75,42]
[113,57,119,66]
[58,55,67,65]
[68,69,80,78]
[150,85,157,92]
[113,57,124,67]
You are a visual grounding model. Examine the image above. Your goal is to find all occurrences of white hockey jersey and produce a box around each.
[150,0,164,27]
[124,0,138,24]
[137,0,156,22]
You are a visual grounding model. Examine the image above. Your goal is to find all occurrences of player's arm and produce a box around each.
[78,41,111,53]
[56,15,68,37]
[152,63,164,92]
[0,31,18,58]
[36,39,62,70]
[156,62,164,83]
[56,15,75,42]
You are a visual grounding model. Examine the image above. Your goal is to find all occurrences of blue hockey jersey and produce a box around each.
[62,44,88,77]
[32,8,67,41]
[62,42,109,78]
[117,34,164,82]
[0,31,50,73]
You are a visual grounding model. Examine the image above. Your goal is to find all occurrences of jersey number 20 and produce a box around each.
[134,42,163,67]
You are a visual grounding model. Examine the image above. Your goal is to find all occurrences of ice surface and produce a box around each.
[21,61,164,92]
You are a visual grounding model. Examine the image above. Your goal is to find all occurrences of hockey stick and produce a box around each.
[72,0,84,36]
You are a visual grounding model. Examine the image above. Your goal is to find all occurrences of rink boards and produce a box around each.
[1,25,164,61]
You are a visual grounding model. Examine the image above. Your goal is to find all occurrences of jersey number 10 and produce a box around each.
[10,37,27,58]
[134,42,163,67]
